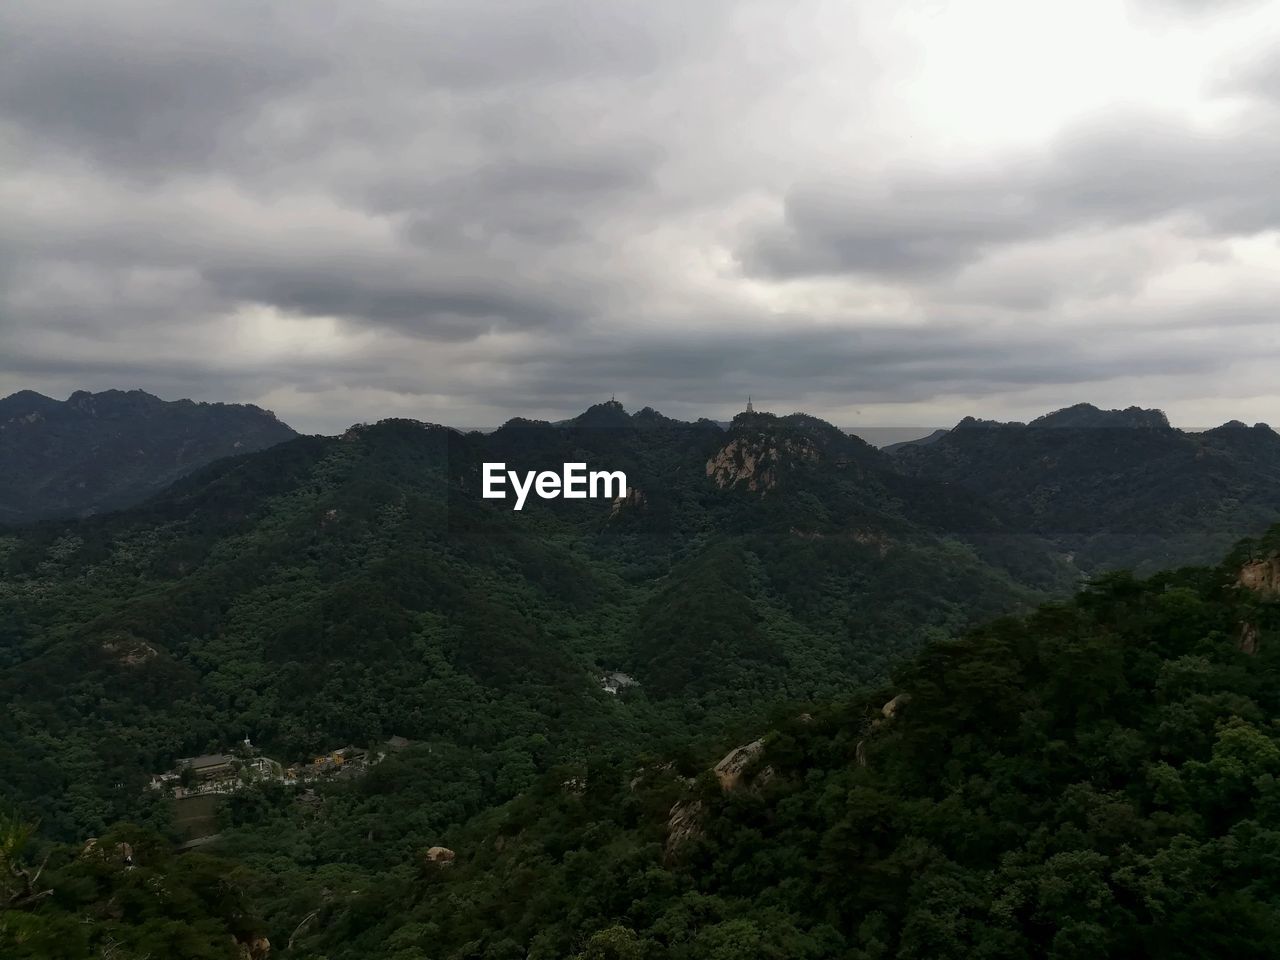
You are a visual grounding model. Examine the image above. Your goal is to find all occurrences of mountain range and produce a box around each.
[0,389,296,526]
[890,402,1280,573]
[3,391,1280,957]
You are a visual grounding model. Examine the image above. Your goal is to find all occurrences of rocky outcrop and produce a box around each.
[236,937,271,959]
[664,798,703,861]
[705,435,819,492]
[610,487,647,516]
[856,693,911,767]
[713,739,765,791]
[423,846,456,867]
[100,635,159,666]
[629,760,681,792]
[78,838,136,866]
[1239,556,1280,597]
[881,693,911,719]
[1240,622,1261,655]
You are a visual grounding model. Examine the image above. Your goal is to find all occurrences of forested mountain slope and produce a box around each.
[0,403,1063,841]
[278,527,1280,960]
[7,520,1279,958]
[0,389,297,525]
[891,403,1280,573]
[4,399,1280,956]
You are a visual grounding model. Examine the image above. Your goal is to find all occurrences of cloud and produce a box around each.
[1,0,1279,433]
[739,109,1280,282]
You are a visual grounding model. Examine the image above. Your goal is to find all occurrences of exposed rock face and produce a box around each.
[1240,622,1261,655]
[237,937,271,959]
[664,798,703,861]
[78,838,136,866]
[628,761,684,792]
[705,435,818,492]
[857,693,911,767]
[424,846,456,867]
[714,739,765,791]
[100,635,159,666]
[610,487,647,516]
[881,693,911,719]
[1239,557,1280,597]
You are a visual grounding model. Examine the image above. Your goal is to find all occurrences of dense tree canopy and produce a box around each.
[5,403,1280,956]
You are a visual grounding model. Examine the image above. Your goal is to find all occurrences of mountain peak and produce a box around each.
[952,415,1018,430]
[569,399,634,429]
[0,387,297,524]
[2,389,55,403]
[0,389,61,420]
[632,406,696,431]
[1029,403,1170,430]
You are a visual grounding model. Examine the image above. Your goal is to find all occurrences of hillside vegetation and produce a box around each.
[277,528,1280,959]
[4,400,1280,956]
[0,389,296,525]
[5,527,1279,958]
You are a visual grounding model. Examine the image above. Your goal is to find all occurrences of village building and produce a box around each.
[151,740,389,799]
[599,671,639,695]
[180,754,236,783]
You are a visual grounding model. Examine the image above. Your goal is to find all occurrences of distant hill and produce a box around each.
[0,400,1068,839]
[846,426,949,448]
[7,397,1280,845]
[890,402,1280,572]
[0,389,296,525]
[880,427,949,454]
[7,398,1280,955]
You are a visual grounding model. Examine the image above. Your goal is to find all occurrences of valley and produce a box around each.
[4,396,1280,957]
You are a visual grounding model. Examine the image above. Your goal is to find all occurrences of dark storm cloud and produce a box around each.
[501,318,1255,418]
[203,263,577,337]
[0,0,695,351]
[0,2,320,174]
[2,0,1278,431]
[741,110,1280,281]
[0,0,721,177]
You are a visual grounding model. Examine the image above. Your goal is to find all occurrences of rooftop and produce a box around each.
[182,754,232,770]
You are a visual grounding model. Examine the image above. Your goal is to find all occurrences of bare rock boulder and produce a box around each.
[881,693,912,719]
[714,739,765,791]
[664,798,704,862]
[423,846,456,867]
[1239,556,1280,596]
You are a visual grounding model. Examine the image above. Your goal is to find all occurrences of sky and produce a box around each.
[2,0,1279,435]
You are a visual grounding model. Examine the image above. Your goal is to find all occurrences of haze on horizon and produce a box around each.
[2,0,1279,435]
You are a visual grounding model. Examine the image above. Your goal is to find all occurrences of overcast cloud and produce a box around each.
[2,0,1279,433]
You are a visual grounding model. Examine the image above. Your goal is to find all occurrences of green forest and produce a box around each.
[4,404,1280,957]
